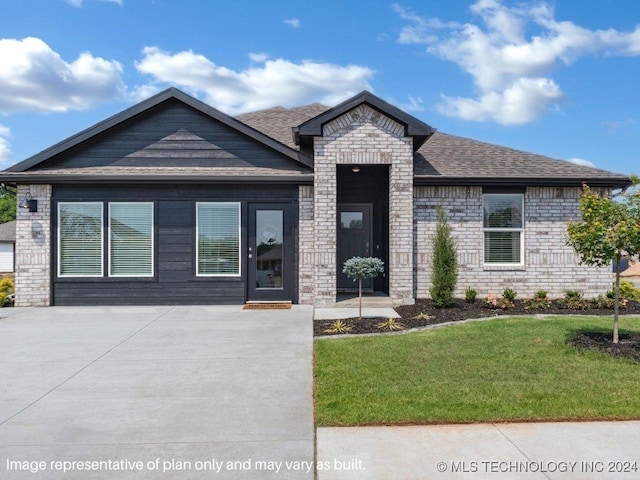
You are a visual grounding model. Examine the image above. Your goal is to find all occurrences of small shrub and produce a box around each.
[0,277,14,307]
[484,293,513,310]
[594,294,628,310]
[324,320,352,334]
[429,206,458,308]
[465,287,477,303]
[412,312,432,321]
[502,288,517,302]
[376,318,405,331]
[620,280,640,301]
[525,291,551,310]
[557,291,591,310]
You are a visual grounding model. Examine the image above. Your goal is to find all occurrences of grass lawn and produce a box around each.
[314,316,640,426]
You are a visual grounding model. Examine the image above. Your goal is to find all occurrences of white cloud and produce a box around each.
[0,37,125,114]
[64,0,123,7]
[396,0,640,125]
[437,77,563,125]
[400,95,424,112]
[134,46,374,114]
[283,18,301,29]
[567,157,596,168]
[0,125,11,164]
[249,52,269,63]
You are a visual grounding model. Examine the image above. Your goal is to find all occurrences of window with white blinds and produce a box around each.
[197,202,241,276]
[483,194,524,265]
[58,202,104,277]
[109,203,154,277]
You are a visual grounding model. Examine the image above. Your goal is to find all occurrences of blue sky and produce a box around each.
[1,0,639,174]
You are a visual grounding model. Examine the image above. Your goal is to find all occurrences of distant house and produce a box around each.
[0,88,630,307]
[0,221,15,273]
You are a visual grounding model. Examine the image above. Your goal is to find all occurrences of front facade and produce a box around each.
[1,89,630,307]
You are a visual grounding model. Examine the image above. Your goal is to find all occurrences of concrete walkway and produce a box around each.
[0,306,314,480]
[317,422,640,479]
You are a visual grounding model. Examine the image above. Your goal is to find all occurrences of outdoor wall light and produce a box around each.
[19,192,38,213]
[351,166,361,173]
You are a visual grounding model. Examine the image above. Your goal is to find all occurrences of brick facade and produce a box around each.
[15,184,52,306]
[298,185,315,305]
[310,104,414,306]
[414,186,612,299]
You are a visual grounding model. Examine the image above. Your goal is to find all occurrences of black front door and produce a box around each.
[247,203,293,301]
[337,203,373,292]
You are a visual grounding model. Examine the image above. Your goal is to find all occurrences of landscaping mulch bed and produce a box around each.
[569,331,640,363]
[315,298,640,362]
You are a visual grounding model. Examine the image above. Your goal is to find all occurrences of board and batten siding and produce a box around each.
[42,99,306,171]
[52,185,299,306]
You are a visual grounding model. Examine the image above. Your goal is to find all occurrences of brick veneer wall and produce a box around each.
[298,185,315,305]
[312,104,414,306]
[414,185,612,299]
[15,184,52,306]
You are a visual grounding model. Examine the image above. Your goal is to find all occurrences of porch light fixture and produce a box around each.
[351,166,361,173]
[19,192,38,213]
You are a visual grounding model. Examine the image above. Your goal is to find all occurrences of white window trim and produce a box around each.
[483,193,525,267]
[108,202,155,278]
[58,202,104,278]
[196,202,242,277]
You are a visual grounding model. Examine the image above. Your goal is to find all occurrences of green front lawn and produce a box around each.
[314,316,640,426]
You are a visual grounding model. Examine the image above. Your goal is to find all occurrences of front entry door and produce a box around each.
[247,203,293,301]
[337,203,373,292]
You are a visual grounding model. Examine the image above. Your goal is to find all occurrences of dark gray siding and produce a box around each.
[52,184,299,306]
[40,100,307,171]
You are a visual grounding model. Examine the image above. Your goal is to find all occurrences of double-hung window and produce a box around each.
[58,202,154,277]
[483,194,524,265]
[58,202,104,277]
[109,202,154,277]
[196,202,241,276]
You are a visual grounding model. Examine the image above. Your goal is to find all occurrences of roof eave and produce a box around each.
[413,176,632,188]
[0,173,314,185]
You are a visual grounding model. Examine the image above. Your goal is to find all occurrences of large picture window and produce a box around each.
[483,194,524,265]
[109,202,154,277]
[58,202,103,277]
[197,202,241,276]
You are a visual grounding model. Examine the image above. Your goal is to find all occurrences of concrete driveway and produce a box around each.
[0,306,314,480]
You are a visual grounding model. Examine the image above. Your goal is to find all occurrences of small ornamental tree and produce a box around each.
[567,178,640,343]
[429,206,458,307]
[342,256,384,320]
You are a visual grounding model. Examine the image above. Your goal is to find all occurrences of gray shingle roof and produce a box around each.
[236,103,328,149]
[237,104,629,186]
[0,221,15,242]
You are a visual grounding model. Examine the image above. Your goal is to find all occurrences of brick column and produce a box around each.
[298,185,315,304]
[15,184,52,306]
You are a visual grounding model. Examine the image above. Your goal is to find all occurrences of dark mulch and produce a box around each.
[569,332,640,363]
[314,298,640,337]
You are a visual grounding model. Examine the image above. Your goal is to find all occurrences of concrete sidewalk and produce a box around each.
[317,422,640,479]
[0,306,314,480]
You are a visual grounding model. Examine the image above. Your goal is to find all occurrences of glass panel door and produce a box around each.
[255,210,283,289]
[247,203,293,301]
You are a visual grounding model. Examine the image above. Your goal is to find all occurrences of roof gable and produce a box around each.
[294,91,435,151]
[6,88,312,173]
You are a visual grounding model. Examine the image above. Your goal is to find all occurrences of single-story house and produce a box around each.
[0,220,16,273]
[0,88,630,307]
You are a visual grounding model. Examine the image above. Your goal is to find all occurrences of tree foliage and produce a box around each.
[567,178,640,343]
[343,256,384,320]
[0,191,16,224]
[429,206,458,307]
